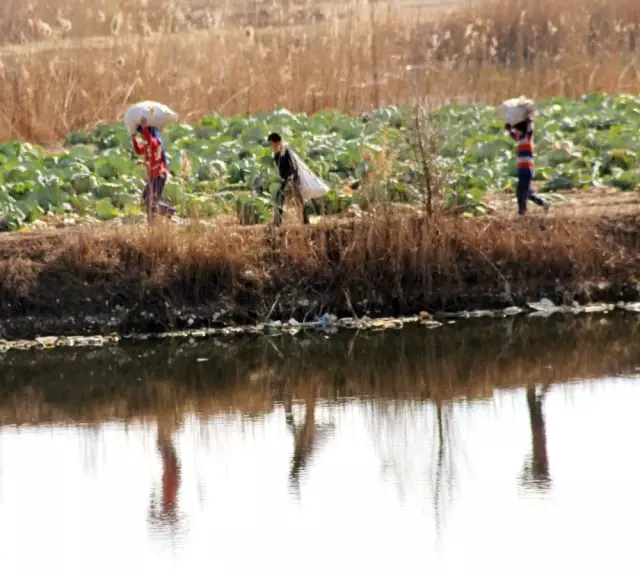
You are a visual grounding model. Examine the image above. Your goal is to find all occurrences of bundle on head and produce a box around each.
[497,96,536,126]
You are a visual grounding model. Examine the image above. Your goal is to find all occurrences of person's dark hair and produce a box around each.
[268,132,282,143]
[513,119,531,132]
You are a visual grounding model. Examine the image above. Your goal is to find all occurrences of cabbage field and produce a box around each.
[0,94,638,231]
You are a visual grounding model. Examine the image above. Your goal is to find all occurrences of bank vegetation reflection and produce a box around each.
[0,314,638,536]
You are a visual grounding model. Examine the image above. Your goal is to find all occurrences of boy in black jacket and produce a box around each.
[268,132,310,226]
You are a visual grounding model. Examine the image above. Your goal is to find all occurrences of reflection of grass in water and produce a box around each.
[364,399,461,541]
[78,424,103,476]
[1,315,638,538]
[0,314,639,427]
[285,395,336,499]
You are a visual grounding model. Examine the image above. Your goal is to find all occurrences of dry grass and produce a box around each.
[0,0,638,142]
[0,310,639,426]
[0,0,348,44]
[0,211,638,339]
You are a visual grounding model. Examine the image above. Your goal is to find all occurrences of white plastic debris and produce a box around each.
[527,298,556,312]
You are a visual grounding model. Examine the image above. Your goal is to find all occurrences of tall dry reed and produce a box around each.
[0,0,638,142]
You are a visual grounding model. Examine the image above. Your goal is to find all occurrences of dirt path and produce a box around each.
[0,188,637,246]
[484,188,640,219]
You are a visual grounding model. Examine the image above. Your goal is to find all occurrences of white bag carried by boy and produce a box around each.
[290,149,331,200]
[123,101,179,135]
[496,96,536,126]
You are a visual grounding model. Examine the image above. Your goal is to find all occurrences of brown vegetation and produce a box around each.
[0,0,638,142]
[0,0,348,44]
[0,211,638,340]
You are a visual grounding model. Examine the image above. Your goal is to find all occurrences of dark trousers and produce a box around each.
[274,180,310,226]
[517,171,547,215]
[143,177,175,219]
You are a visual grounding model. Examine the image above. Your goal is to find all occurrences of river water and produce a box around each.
[0,314,639,575]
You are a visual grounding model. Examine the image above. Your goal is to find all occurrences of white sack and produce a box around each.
[124,101,179,135]
[291,149,330,200]
[496,96,536,126]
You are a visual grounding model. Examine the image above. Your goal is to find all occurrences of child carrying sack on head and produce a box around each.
[505,116,549,216]
[132,124,176,224]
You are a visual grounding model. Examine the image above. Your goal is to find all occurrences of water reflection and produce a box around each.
[0,316,640,565]
[148,413,183,535]
[285,390,337,498]
[0,315,638,505]
[1,314,638,427]
[365,398,461,548]
[520,384,551,493]
[1,315,640,575]
[286,391,316,496]
[433,402,458,537]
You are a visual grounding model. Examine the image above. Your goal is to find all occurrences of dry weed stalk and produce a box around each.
[409,98,444,217]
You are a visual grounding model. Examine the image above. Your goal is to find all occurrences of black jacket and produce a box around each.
[274,147,296,182]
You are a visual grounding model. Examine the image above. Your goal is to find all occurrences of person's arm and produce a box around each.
[505,123,517,141]
[132,136,145,155]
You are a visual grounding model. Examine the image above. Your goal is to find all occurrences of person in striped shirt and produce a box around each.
[505,118,549,215]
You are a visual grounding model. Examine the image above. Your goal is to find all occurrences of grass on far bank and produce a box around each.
[0,0,639,142]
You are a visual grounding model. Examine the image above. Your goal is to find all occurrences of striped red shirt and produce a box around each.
[508,122,534,174]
